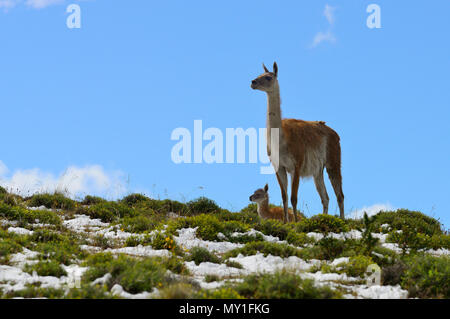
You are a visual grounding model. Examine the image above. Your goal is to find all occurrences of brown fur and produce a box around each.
[282,119,342,176]
[267,206,296,222]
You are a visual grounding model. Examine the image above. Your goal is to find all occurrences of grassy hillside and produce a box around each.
[0,187,449,299]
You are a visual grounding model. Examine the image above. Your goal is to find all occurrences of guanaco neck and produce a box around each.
[256,198,271,219]
[266,81,286,158]
[266,82,282,130]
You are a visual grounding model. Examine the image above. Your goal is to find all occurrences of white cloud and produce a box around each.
[351,203,394,219]
[0,0,21,11]
[311,30,336,48]
[0,161,128,199]
[25,0,63,9]
[1,0,65,11]
[310,4,337,48]
[324,4,336,25]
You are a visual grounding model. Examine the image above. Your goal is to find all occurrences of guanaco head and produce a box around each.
[249,184,269,204]
[251,62,278,93]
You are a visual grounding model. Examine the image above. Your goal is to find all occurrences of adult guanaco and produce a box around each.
[251,62,344,222]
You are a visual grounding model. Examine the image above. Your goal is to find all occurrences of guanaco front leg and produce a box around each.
[291,169,300,222]
[276,167,289,223]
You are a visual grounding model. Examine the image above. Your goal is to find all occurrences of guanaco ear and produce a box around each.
[262,63,269,73]
[273,62,278,77]
[264,184,269,192]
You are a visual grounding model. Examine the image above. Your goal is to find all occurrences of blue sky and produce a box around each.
[0,1,449,228]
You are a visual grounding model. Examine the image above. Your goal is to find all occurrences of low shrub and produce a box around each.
[65,284,114,299]
[254,219,292,241]
[28,193,76,210]
[387,229,450,252]
[221,220,249,236]
[225,260,243,269]
[240,203,258,215]
[316,237,346,260]
[286,231,316,247]
[188,214,222,241]
[0,238,22,263]
[0,193,23,206]
[82,253,187,294]
[121,193,151,207]
[401,254,450,298]
[337,255,375,278]
[85,202,135,222]
[224,241,303,259]
[197,287,244,299]
[125,235,152,247]
[186,197,221,216]
[159,283,197,299]
[24,260,67,277]
[185,247,220,265]
[81,195,106,206]
[0,203,62,226]
[120,215,160,233]
[381,259,408,286]
[30,232,85,265]
[151,231,181,255]
[204,274,220,283]
[372,209,443,236]
[30,229,64,243]
[145,199,189,215]
[226,231,264,244]
[214,208,259,225]
[234,271,341,299]
[296,214,348,233]
[92,234,113,249]
[3,286,65,299]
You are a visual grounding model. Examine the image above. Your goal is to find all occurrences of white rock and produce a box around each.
[7,227,34,236]
[174,228,243,254]
[110,284,155,299]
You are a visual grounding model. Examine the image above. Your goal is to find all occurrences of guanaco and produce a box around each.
[249,184,300,222]
[251,62,344,222]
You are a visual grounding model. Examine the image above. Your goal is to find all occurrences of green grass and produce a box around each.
[82,253,188,294]
[233,271,341,299]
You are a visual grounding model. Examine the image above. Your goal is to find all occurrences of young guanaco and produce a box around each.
[249,184,301,222]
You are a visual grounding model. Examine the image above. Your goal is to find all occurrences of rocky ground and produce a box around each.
[0,190,448,299]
